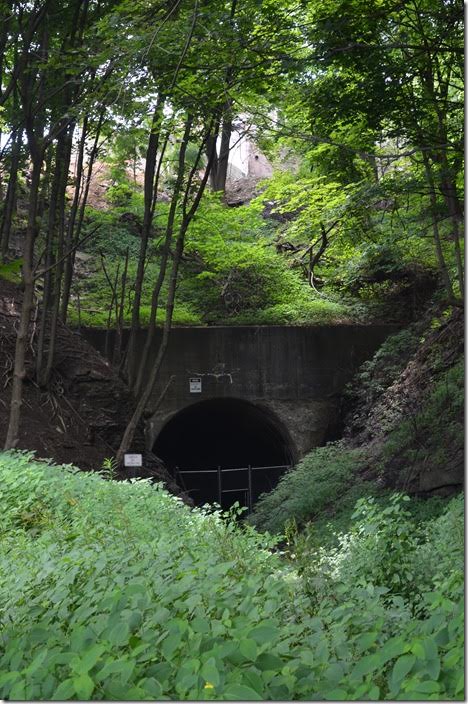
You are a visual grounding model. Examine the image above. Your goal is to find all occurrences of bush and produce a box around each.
[0,453,463,701]
[248,443,368,534]
[286,493,464,699]
[345,325,420,411]
[383,360,464,489]
[230,299,350,326]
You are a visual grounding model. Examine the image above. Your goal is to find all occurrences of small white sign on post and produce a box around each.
[189,377,202,393]
[124,453,143,468]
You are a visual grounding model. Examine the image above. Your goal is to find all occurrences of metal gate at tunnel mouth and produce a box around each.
[175,463,291,513]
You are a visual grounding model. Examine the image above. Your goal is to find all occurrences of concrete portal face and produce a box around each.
[121,324,396,458]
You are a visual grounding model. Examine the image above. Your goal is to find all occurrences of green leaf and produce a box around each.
[240,639,258,661]
[325,688,348,700]
[223,683,263,700]
[324,663,345,684]
[422,639,438,662]
[425,658,440,681]
[391,655,416,689]
[350,653,381,681]
[161,632,181,659]
[355,631,378,653]
[379,637,407,665]
[410,642,425,659]
[25,649,49,675]
[139,677,163,699]
[108,621,130,646]
[407,681,440,695]
[256,652,284,671]
[95,658,134,683]
[73,673,95,699]
[201,657,220,687]
[51,678,75,701]
[243,669,264,695]
[73,644,105,673]
[248,625,280,645]
[434,627,449,646]
[192,616,210,633]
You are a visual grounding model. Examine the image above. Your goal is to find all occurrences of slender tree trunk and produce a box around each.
[421,154,456,303]
[4,158,42,449]
[40,125,74,386]
[61,111,103,323]
[0,123,23,260]
[438,159,464,299]
[113,247,129,366]
[128,98,165,362]
[36,138,64,381]
[132,115,193,396]
[116,120,219,463]
[60,117,87,321]
[212,106,233,192]
[37,148,53,225]
[115,220,188,466]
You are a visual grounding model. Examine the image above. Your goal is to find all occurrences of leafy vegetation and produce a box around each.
[382,360,464,490]
[248,443,371,536]
[70,190,353,328]
[0,452,463,701]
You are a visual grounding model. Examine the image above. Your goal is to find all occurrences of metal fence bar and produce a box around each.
[251,465,291,471]
[221,487,248,494]
[177,464,291,475]
[247,465,252,511]
[217,466,222,504]
[177,469,219,474]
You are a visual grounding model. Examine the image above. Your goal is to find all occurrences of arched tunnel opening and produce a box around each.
[153,398,295,511]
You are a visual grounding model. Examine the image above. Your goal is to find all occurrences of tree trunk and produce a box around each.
[421,154,456,303]
[0,123,23,260]
[212,107,233,192]
[115,218,188,466]
[127,99,166,367]
[438,159,464,300]
[61,110,103,323]
[60,116,88,321]
[132,115,193,396]
[116,120,219,463]
[42,124,74,386]
[4,158,42,449]
[113,247,129,367]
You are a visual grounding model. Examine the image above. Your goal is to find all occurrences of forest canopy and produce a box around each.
[0,0,464,457]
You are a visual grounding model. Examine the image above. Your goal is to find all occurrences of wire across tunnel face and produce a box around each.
[153,397,295,509]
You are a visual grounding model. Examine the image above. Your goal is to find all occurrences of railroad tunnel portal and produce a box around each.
[83,324,398,510]
[153,397,296,509]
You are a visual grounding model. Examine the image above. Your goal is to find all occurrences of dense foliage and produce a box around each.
[0,453,463,701]
[248,443,372,536]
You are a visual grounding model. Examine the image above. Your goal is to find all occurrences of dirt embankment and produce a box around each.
[343,304,464,494]
[0,278,183,495]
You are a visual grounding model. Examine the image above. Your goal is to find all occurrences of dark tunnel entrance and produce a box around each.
[153,398,295,510]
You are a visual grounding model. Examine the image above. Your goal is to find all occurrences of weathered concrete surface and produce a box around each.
[84,324,397,459]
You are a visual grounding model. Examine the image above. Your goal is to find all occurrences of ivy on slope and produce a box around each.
[0,452,464,700]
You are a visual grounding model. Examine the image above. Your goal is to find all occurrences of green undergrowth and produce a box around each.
[248,443,375,538]
[0,257,23,283]
[0,452,464,701]
[71,198,357,329]
[383,359,464,490]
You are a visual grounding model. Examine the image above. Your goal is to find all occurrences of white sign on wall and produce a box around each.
[189,377,202,393]
[124,453,143,467]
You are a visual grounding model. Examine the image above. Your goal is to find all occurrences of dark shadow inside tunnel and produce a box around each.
[153,398,295,510]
